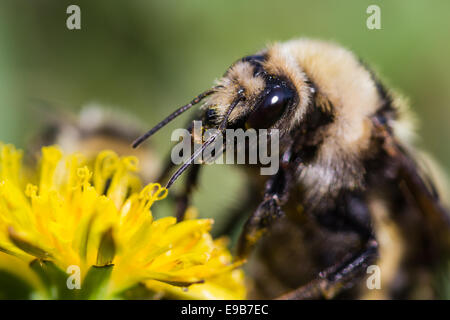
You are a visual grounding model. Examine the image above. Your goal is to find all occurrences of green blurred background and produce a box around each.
[0,0,450,236]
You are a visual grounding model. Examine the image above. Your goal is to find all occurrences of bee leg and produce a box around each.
[237,196,284,257]
[176,164,201,221]
[237,168,291,258]
[277,238,379,300]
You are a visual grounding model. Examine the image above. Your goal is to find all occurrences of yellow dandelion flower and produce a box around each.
[0,143,246,300]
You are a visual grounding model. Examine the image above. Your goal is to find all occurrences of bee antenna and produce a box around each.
[132,88,216,148]
[166,95,243,189]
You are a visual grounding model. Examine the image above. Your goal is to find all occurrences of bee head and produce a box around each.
[202,52,312,136]
[132,44,315,188]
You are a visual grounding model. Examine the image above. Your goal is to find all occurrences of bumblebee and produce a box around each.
[133,39,450,299]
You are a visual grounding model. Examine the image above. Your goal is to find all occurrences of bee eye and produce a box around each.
[246,85,294,129]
